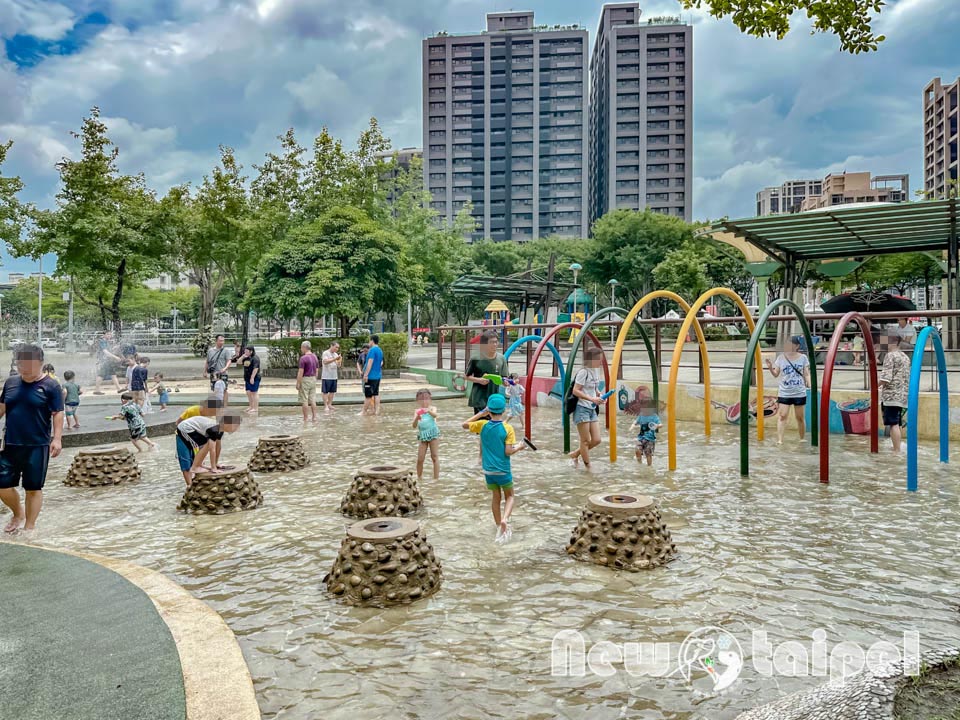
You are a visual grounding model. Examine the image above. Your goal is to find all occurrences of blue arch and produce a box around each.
[907,326,949,491]
[504,335,566,390]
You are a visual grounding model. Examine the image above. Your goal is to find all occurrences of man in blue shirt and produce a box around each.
[362,334,385,416]
[0,344,64,534]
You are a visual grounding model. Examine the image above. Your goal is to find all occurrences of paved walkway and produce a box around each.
[0,543,186,720]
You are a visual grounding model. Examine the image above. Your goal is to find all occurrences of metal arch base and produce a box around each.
[907,326,949,491]
[739,298,819,477]
[666,288,765,472]
[607,291,709,463]
[561,306,656,455]
[818,311,879,484]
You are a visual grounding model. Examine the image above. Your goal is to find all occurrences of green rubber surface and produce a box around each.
[0,543,186,720]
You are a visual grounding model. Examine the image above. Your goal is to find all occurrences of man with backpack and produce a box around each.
[205,334,232,390]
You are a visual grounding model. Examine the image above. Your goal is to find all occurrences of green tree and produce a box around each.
[860,252,944,300]
[194,146,262,343]
[12,108,170,334]
[0,140,26,248]
[653,242,711,300]
[471,241,525,277]
[302,127,350,222]
[679,0,885,54]
[585,209,693,306]
[346,118,391,220]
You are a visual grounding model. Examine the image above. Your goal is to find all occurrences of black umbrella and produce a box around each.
[820,292,916,314]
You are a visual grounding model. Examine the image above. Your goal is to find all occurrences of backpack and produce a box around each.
[565,392,579,416]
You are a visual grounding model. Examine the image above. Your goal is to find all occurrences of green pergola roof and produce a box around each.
[708,199,958,263]
[450,274,577,304]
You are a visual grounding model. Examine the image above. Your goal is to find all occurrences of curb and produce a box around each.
[0,541,260,720]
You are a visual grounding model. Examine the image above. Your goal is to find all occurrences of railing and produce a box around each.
[436,310,960,392]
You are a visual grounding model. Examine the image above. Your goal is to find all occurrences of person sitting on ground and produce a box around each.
[462,393,526,544]
[62,370,82,429]
[879,334,911,453]
[111,392,157,452]
[176,410,243,486]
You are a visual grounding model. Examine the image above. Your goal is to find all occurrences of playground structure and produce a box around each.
[454,286,953,490]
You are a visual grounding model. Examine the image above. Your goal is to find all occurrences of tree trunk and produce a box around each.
[240,308,251,347]
[110,258,127,338]
[97,294,108,331]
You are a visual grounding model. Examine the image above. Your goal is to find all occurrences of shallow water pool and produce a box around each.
[25,400,960,719]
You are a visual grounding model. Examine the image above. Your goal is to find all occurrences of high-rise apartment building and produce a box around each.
[923,77,960,199]
[422,12,589,241]
[756,179,823,216]
[589,3,692,224]
[377,147,423,206]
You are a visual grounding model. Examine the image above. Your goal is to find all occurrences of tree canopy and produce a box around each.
[680,0,885,53]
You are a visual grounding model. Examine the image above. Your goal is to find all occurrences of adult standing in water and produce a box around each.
[464,331,508,417]
[205,334,232,390]
[321,341,342,414]
[241,346,261,415]
[362,335,385,416]
[356,340,371,416]
[569,347,606,469]
[765,336,811,445]
[296,340,319,423]
[879,334,911,452]
[0,344,64,535]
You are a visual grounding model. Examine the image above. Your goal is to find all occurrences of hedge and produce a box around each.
[265,333,409,370]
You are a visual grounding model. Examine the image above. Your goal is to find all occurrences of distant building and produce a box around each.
[800,172,909,211]
[423,11,589,241]
[144,273,195,291]
[589,3,692,223]
[377,147,423,205]
[755,179,822,216]
[923,77,959,199]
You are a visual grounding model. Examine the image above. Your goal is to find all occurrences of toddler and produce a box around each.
[62,370,82,429]
[412,389,440,481]
[505,373,525,429]
[153,373,170,411]
[631,401,662,466]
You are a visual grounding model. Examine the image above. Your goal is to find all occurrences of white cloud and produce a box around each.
[0,0,75,41]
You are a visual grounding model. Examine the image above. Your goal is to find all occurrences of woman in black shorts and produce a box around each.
[764,336,811,445]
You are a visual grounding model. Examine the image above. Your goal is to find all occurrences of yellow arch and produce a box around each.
[607,290,708,462]
[667,288,764,471]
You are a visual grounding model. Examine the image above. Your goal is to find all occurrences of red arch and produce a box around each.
[523,323,610,443]
[819,311,879,483]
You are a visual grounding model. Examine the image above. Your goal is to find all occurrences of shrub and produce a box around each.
[377,333,409,369]
[191,326,213,358]
[267,336,368,369]
[265,333,407,370]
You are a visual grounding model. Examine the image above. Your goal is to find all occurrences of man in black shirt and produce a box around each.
[0,344,64,534]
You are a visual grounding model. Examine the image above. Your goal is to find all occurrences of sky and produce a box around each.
[1,0,958,276]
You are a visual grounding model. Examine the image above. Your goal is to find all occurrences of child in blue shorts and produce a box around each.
[462,393,526,543]
[630,401,662,467]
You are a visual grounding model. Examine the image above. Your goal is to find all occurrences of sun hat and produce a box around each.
[486,394,507,414]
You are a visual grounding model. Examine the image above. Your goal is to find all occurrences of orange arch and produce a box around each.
[666,288,764,471]
[607,290,708,462]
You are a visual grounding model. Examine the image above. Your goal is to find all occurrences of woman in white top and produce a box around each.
[569,347,607,469]
[765,336,811,445]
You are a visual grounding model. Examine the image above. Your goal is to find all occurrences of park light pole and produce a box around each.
[38,257,43,343]
[569,263,582,314]
[0,293,4,351]
[608,278,619,307]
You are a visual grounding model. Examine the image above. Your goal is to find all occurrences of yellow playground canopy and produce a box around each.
[484,299,509,313]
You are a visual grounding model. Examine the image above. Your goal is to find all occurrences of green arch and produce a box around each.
[739,298,819,476]
[562,306,657,454]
